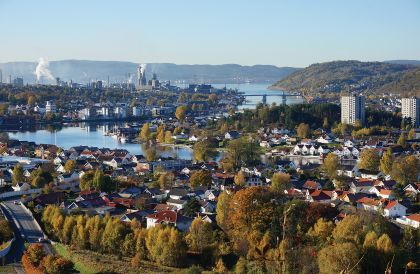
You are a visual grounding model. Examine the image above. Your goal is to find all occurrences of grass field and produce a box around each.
[53,243,180,274]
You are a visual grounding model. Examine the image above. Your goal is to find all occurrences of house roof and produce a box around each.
[147,210,178,223]
[309,190,332,201]
[357,197,381,206]
[407,214,420,222]
[303,180,319,189]
[384,200,404,210]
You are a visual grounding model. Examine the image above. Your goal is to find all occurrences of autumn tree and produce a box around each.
[186,219,217,254]
[24,244,46,267]
[306,218,335,245]
[189,170,212,188]
[12,163,25,185]
[225,137,260,170]
[271,172,291,193]
[234,171,246,187]
[216,191,231,232]
[175,105,188,121]
[140,123,151,142]
[183,198,201,217]
[397,132,408,148]
[322,153,340,179]
[164,131,172,143]
[159,172,174,189]
[296,123,310,139]
[156,124,165,143]
[193,140,217,163]
[380,148,393,175]
[407,128,416,140]
[391,155,419,185]
[332,214,364,245]
[64,160,76,173]
[80,170,94,190]
[318,242,361,274]
[358,148,380,172]
[145,145,157,162]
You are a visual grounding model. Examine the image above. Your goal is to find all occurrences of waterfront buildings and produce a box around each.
[401,97,420,127]
[341,95,365,125]
[45,101,56,114]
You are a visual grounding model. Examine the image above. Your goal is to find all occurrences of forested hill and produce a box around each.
[0,60,299,84]
[271,60,420,96]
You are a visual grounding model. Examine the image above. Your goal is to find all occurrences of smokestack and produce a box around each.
[0,69,2,83]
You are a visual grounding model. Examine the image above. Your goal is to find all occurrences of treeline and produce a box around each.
[40,185,420,273]
[22,244,74,274]
[41,206,225,269]
[218,103,402,133]
[221,103,340,131]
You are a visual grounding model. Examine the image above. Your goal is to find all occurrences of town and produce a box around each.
[0,77,419,273]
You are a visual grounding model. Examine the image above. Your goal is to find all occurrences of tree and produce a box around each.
[189,170,212,188]
[214,258,227,273]
[185,219,216,253]
[27,95,36,107]
[175,105,187,121]
[145,145,157,162]
[64,160,76,173]
[164,131,172,143]
[230,187,276,237]
[156,124,165,143]
[306,218,334,244]
[140,123,151,142]
[216,191,231,232]
[159,172,174,190]
[391,155,419,185]
[376,233,393,254]
[322,153,339,179]
[208,93,218,105]
[183,199,201,217]
[29,169,54,188]
[271,172,291,193]
[322,117,329,129]
[235,256,248,274]
[220,123,229,134]
[80,170,94,190]
[92,169,105,190]
[408,128,416,140]
[332,215,364,244]
[380,148,393,175]
[318,242,361,274]
[225,137,260,170]
[24,244,46,267]
[296,123,310,139]
[193,140,217,163]
[363,230,378,249]
[12,164,25,185]
[42,255,74,274]
[358,148,380,172]
[234,171,246,187]
[397,132,408,148]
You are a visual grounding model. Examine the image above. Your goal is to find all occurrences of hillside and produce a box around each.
[271,60,419,96]
[0,60,299,84]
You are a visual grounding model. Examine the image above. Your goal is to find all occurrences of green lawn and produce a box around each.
[53,243,179,274]
[53,243,96,274]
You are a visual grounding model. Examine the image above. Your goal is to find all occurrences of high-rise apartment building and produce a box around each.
[401,97,420,127]
[341,95,365,125]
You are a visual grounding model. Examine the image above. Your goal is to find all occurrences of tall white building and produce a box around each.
[341,95,365,125]
[401,97,420,127]
[45,101,56,114]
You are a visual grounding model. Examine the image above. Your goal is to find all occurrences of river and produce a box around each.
[7,83,303,159]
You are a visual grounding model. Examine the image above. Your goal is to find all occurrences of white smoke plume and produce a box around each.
[35,57,54,82]
[128,73,133,84]
[141,63,147,74]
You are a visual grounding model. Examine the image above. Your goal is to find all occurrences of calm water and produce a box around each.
[9,124,193,160]
[213,83,304,109]
[8,83,303,159]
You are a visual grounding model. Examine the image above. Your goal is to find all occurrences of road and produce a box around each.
[1,198,52,265]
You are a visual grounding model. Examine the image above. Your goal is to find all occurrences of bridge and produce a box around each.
[242,92,302,104]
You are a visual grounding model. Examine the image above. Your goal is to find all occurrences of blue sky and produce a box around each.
[0,0,419,67]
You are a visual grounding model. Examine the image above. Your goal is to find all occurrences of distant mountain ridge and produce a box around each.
[271,60,420,96]
[0,60,300,84]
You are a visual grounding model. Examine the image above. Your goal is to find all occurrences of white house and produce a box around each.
[383,201,406,218]
[146,210,192,232]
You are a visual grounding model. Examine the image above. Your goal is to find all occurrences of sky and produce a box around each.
[0,0,419,67]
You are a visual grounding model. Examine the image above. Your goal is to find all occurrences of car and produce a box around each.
[13,201,20,205]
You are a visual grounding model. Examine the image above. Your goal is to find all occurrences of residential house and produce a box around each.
[383,200,407,218]
[146,210,193,232]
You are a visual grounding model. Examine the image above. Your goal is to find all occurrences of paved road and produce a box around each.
[1,199,51,265]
